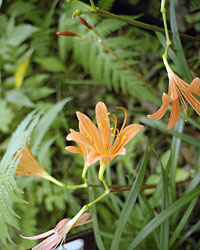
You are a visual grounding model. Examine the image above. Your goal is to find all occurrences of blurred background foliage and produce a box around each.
[0,0,199,249]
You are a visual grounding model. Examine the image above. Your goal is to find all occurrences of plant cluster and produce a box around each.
[0,0,200,249]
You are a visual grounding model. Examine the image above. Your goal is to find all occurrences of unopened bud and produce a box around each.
[79,17,93,30]
[56,31,81,37]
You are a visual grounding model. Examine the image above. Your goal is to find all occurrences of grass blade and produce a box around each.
[127,186,200,250]
[110,145,148,250]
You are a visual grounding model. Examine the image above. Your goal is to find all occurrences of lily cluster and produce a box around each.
[148,58,200,129]
[66,102,143,180]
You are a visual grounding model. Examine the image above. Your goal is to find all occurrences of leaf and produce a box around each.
[0,99,14,133]
[7,24,38,47]
[14,57,30,89]
[6,89,35,108]
[89,168,106,250]
[31,97,72,155]
[110,145,148,250]
[0,111,38,245]
[127,186,200,250]
[35,57,66,72]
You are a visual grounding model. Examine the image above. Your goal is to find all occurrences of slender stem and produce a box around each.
[160,0,171,59]
[64,190,109,231]
[92,9,200,42]
[100,41,161,98]
[45,174,87,189]
[82,163,89,185]
[89,0,96,10]
[68,1,199,42]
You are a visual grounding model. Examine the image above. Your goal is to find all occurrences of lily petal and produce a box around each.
[111,124,143,154]
[168,98,180,130]
[148,93,171,120]
[184,77,200,95]
[87,151,103,166]
[65,146,82,154]
[67,131,94,151]
[20,230,55,241]
[76,112,102,153]
[95,102,111,152]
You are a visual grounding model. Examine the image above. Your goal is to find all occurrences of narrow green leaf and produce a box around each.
[89,168,106,250]
[32,97,72,155]
[160,166,169,250]
[127,187,200,250]
[170,0,192,82]
[169,198,197,248]
[141,117,200,148]
[110,145,148,250]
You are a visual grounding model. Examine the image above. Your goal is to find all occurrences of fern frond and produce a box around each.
[60,14,159,104]
[0,111,38,245]
[96,19,125,37]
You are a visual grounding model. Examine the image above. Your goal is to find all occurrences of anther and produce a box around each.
[122,135,126,139]
[99,122,102,128]
[104,118,109,121]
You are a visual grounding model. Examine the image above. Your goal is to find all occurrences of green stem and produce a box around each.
[45,174,87,189]
[68,1,200,42]
[82,163,89,185]
[92,9,199,42]
[160,0,171,59]
[89,0,96,10]
[100,41,161,98]
[64,190,109,231]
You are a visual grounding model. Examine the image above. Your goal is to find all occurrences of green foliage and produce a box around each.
[0,99,14,133]
[0,0,199,249]
[0,112,37,245]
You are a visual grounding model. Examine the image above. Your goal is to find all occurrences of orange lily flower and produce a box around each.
[66,102,143,168]
[15,136,50,179]
[148,65,200,130]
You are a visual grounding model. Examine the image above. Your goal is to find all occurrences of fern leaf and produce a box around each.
[0,111,38,245]
[96,19,125,37]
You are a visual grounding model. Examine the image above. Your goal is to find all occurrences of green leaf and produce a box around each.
[170,0,192,82]
[0,111,37,245]
[110,145,148,250]
[89,168,106,250]
[35,57,66,72]
[6,89,35,108]
[7,24,38,47]
[31,97,72,155]
[169,198,197,248]
[127,186,200,250]
[0,99,14,133]
[160,166,169,250]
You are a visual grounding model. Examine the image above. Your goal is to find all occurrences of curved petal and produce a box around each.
[111,124,143,154]
[66,131,94,151]
[20,230,55,240]
[65,146,82,154]
[32,233,63,250]
[74,211,93,227]
[148,93,171,120]
[86,151,103,166]
[76,112,102,153]
[184,77,200,95]
[95,102,111,153]
[168,75,179,101]
[182,92,200,115]
[168,99,180,130]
